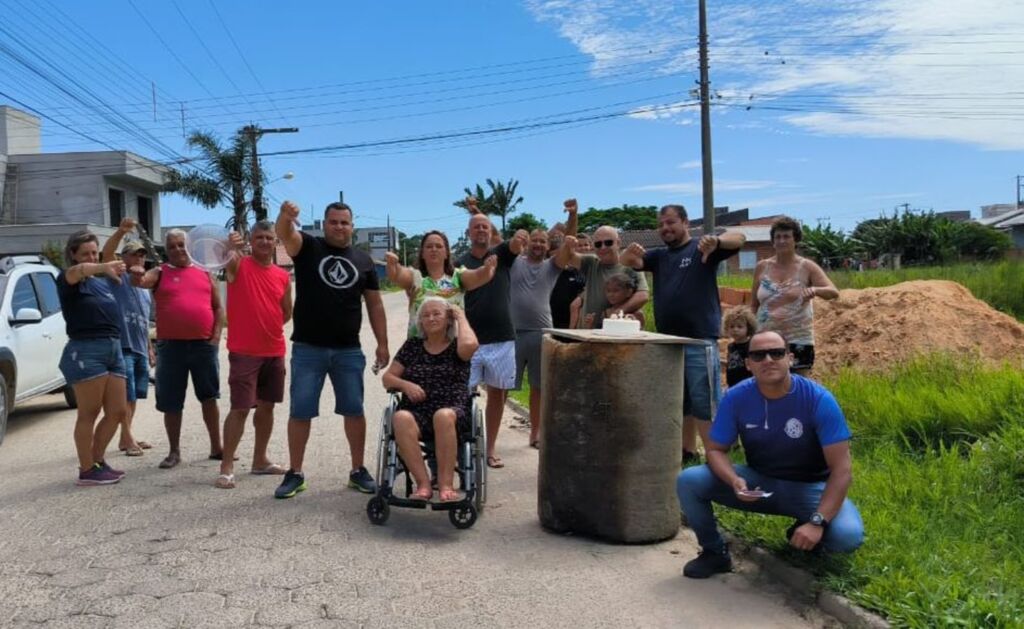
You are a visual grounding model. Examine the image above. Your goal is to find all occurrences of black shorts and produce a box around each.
[788,343,816,371]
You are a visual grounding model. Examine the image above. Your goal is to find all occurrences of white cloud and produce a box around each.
[526,0,1024,149]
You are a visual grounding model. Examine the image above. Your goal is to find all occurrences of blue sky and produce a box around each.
[2,0,1022,240]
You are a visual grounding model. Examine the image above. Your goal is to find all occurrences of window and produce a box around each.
[109,188,125,226]
[11,276,40,315]
[137,195,153,235]
[739,250,758,270]
[32,273,61,316]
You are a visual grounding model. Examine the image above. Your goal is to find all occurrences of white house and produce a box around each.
[0,105,170,255]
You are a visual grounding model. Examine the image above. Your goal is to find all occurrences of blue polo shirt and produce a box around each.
[709,375,851,482]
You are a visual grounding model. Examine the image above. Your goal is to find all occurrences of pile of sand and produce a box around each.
[811,280,1024,374]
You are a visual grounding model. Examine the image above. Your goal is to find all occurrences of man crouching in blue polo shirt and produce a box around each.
[676,330,864,578]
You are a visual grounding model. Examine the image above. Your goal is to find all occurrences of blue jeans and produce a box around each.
[289,343,365,419]
[59,338,126,385]
[123,349,149,403]
[677,464,864,553]
[683,341,721,421]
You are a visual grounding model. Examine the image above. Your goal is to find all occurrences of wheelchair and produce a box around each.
[366,390,487,529]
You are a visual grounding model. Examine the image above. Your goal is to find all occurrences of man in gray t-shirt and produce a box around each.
[510,229,576,447]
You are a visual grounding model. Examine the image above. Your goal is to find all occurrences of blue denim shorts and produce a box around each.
[123,349,149,403]
[155,340,220,413]
[289,343,365,420]
[59,338,126,386]
[683,341,721,421]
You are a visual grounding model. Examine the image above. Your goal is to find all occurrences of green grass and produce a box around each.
[516,351,1024,625]
[717,357,1024,627]
[718,260,1024,320]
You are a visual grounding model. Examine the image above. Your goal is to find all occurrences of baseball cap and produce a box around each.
[120,242,147,255]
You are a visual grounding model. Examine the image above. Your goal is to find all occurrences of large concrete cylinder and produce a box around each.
[537,331,686,543]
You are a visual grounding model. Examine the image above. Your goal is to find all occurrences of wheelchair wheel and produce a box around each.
[367,496,390,525]
[474,431,487,510]
[449,503,478,529]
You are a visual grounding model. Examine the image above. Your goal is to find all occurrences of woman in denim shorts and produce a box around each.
[56,231,131,486]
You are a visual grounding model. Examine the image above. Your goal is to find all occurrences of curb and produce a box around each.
[505,397,889,628]
[725,535,889,628]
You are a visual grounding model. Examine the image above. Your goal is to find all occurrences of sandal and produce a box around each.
[214,474,236,489]
[158,452,181,469]
[251,463,286,475]
[125,446,145,457]
[410,487,432,501]
[137,441,153,450]
[438,488,461,503]
[486,455,504,469]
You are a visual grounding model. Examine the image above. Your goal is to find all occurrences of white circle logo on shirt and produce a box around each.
[784,418,804,439]
[319,256,359,289]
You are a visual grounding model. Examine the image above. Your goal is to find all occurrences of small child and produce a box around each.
[723,305,758,387]
[589,272,646,329]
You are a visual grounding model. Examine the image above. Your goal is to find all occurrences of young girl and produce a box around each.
[722,305,758,387]
[585,272,646,329]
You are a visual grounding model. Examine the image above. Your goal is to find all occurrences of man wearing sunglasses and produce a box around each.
[566,225,648,328]
[619,204,745,465]
[675,331,864,579]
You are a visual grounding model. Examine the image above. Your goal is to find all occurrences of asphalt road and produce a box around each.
[0,290,829,628]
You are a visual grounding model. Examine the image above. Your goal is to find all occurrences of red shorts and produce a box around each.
[228,353,286,410]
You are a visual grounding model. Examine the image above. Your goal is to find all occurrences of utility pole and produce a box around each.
[698,0,716,232]
[339,190,344,204]
[1017,175,1023,208]
[151,82,157,122]
[242,125,299,227]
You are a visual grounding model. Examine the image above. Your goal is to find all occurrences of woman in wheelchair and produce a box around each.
[381,297,478,502]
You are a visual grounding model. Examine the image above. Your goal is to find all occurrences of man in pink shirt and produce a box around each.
[214,221,293,489]
[132,229,224,469]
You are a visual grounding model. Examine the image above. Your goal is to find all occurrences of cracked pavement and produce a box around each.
[0,291,830,628]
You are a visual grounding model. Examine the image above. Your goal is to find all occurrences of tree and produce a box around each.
[800,223,853,266]
[451,234,471,260]
[577,205,658,232]
[163,129,263,233]
[504,212,548,237]
[453,178,524,233]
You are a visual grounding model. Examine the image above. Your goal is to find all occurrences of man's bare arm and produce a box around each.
[276,201,304,258]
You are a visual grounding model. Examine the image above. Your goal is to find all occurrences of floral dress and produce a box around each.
[394,338,472,439]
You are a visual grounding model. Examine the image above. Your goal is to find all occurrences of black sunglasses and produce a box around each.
[748,348,788,362]
[593,239,615,249]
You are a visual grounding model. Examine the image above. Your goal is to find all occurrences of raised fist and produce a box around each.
[118,217,137,232]
[627,242,646,258]
[280,200,301,220]
[385,251,400,264]
[563,198,578,214]
[228,231,245,250]
[484,254,498,269]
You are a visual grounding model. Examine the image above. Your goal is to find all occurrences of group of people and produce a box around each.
[56,198,864,575]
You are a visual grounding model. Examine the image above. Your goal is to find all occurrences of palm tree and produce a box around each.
[452,178,524,234]
[163,130,256,233]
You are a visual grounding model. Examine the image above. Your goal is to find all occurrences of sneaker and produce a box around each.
[96,461,125,478]
[77,466,122,486]
[683,546,732,579]
[348,466,377,494]
[681,450,702,467]
[274,470,307,499]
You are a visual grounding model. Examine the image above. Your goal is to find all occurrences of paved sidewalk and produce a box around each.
[0,291,829,628]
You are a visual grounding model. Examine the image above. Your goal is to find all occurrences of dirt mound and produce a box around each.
[812,280,1024,374]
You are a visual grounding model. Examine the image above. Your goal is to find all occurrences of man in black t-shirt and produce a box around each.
[620,204,745,465]
[273,201,390,499]
[456,208,527,469]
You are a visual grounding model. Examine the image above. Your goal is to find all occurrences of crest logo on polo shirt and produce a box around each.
[784,418,804,439]
[678,257,692,269]
[319,256,359,289]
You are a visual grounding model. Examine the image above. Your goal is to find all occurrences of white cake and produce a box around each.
[601,317,641,335]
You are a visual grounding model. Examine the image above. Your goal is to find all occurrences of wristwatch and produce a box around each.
[809,512,829,527]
